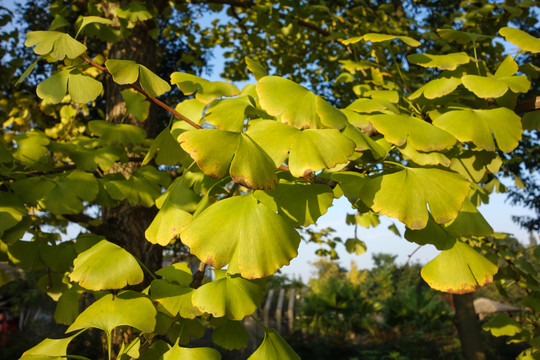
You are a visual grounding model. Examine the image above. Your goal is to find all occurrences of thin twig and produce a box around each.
[190,261,207,289]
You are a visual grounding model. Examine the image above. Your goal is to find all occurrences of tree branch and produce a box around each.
[515,96,540,114]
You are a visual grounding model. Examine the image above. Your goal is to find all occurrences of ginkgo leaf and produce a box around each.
[449,150,502,183]
[55,287,83,325]
[180,193,301,279]
[13,131,49,164]
[0,192,26,235]
[245,57,268,80]
[433,108,522,153]
[37,67,102,104]
[421,241,498,294]
[343,33,420,47]
[20,331,82,360]
[115,3,152,22]
[407,52,470,70]
[346,98,399,114]
[253,182,334,226]
[341,124,387,159]
[150,279,203,319]
[175,99,206,124]
[169,318,206,346]
[142,127,189,166]
[245,120,299,167]
[178,129,277,189]
[288,129,355,178]
[121,89,150,121]
[368,114,456,152]
[256,76,347,129]
[162,342,221,360]
[483,313,523,337]
[155,262,193,286]
[67,291,156,334]
[409,76,461,100]
[39,170,99,214]
[104,166,170,207]
[145,178,198,246]
[437,28,491,44]
[398,142,451,167]
[75,16,114,38]
[88,120,146,145]
[499,27,540,53]
[171,72,239,104]
[205,96,253,132]
[192,270,264,320]
[25,31,87,60]
[106,59,171,98]
[248,328,300,360]
[360,166,470,230]
[69,239,143,290]
[212,319,249,350]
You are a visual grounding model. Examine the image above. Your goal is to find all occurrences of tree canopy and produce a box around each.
[0,0,539,359]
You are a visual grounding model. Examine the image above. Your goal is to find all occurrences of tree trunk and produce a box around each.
[453,293,486,360]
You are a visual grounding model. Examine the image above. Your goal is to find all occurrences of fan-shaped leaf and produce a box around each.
[69,239,143,290]
[163,342,221,360]
[121,89,150,121]
[205,96,253,131]
[256,76,347,129]
[398,142,451,167]
[483,313,523,337]
[245,57,268,80]
[150,279,202,319]
[433,108,522,153]
[20,332,82,360]
[253,182,334,226]
[180,194,301,279]
[88,120,146,145]
[248,328,300,360]
[421,241,498,294]
[212,319,249,350]
[0,192,26,235]
[192,270,264,320]
[343,33,420,47]
[407,52,470,70]
[67,291,156,334]
[499,27,540,53]
[106,59,171,98]
[37,68,102,104]
[409,77,461,100]
[143,127,189,166]
[360,166,470,229]
[75,16,114,39]
[369,114,456,152]
[171,72,239,104]
[156,262,192,286]
[25,31,87,60]
[437,29,491,44]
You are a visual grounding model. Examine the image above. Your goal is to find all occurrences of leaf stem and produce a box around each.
[136,258,157,280]
[388,48,408,93]
[472,40,481,75]
[383,160,407,169]
[250,314,265,329]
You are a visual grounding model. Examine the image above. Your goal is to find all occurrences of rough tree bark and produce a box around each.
[453,293,487,360]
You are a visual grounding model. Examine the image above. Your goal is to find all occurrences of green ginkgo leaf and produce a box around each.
[254,182,334,226]
[104,166,170,207]
[106,59,171,98]
[55,287,84,325]
[407,52,470,70]
[461,56,531,98]
[114,3,152,22]
[169,318,206,345]
[75,16,114,39]
[13,131,49,164]
[88,120,147,145]
[178,129,278,190]
[409,76,461,100]
[163,342,221,360]
[437,29,491,44]
[360,166,470,230]
[180,193,301,279]
[212,319,249,350]
[248,328,300,360]
[256,76,347,129]
[0,192,26,235]
[175,99,206,124]
[368,114,456,152]
[342,33,420,47]
[145,178,197,246]
[121,89,150,121]
[483,313,523,337]
[67,291,156,334]
[346,98,399,114]
[421,241,498,294]
[20,331,82,360]
[341,124,387,159]
[192,270,264,320]
[142,127,189,166]
[398,142,451,167]
[449,150,502,183]
[150,279,203,319]
[433,108,522,153]
[499,27,540,53]
[69,239,143,290]
[39,170,99,214]
[205,96,253,132]
[155,262,193,286]
[25,31,87,60]
[37,68,102,104]
[171,72,239,104]
[245,57,268,80]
